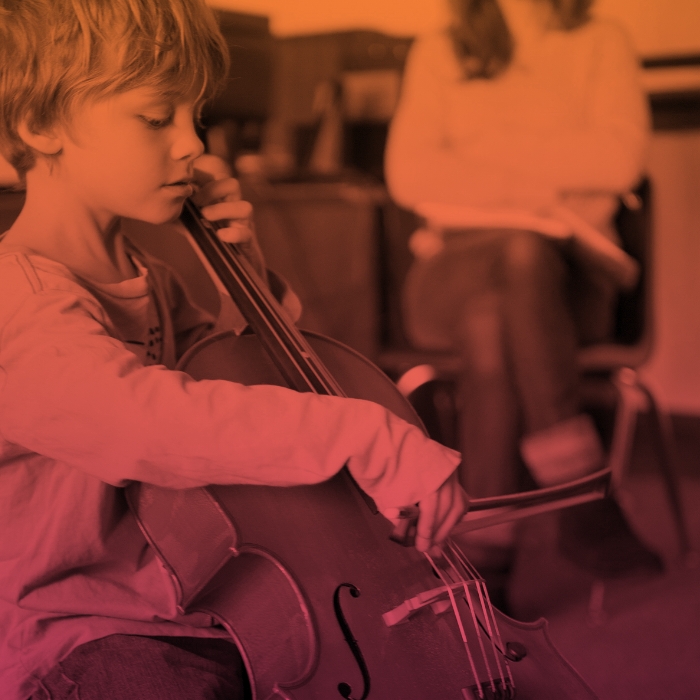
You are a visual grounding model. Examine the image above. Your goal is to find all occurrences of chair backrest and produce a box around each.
[612,177,652,348]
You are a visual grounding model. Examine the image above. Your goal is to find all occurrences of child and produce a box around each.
[0,1,467,698]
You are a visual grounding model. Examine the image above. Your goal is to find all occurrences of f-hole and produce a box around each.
[333,583,371,700]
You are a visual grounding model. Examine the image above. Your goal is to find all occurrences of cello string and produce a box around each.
[446,541,511,689]
[443,551,505,685]
[185,203,327,387]
[211,232,346,397]
[440,546,501,694]
[451,544,508,655]
[448,542,515,690]
[451,542,507,646]
[206,222,348,394]
[184,201,344,396]
[184,208,318,388]
[424,551,485,700]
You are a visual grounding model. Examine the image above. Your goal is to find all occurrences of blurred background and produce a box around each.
[167,1,699,421]
[203,0,700,416]
[1,1,698,421]
[0,2,698,696]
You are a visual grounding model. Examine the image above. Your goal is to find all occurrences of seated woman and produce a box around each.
[385,0,654,565]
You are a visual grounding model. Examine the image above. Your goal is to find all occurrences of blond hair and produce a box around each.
[0,0,229,174]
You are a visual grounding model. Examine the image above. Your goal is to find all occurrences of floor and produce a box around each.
[505,437,700,700]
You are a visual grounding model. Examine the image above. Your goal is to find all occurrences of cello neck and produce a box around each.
[180,199,345,397]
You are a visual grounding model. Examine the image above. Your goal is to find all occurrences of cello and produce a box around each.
[126,199,603,700]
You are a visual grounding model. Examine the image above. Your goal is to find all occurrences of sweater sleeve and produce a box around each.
[0,261,459,514]
[385,33,508,210]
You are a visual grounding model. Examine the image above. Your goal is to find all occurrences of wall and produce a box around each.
[207,0,700,55]
[0,2,695,411]
[207,0,450,37]
[642,132,700,415]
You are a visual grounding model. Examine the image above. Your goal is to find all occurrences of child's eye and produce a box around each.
[140,115,172,129]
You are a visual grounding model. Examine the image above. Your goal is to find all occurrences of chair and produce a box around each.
[376,179,692,568]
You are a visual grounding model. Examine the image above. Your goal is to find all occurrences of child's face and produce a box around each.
[52,86,205,226]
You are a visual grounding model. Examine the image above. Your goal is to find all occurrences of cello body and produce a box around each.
[127,330,600,700]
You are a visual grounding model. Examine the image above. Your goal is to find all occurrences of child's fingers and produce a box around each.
[200,199,252,224]
[216,222,254,245]
[432,481,469,546]
[198,197,255,245]
[383,505,420,546]
[383,476,467,552]
[193,155,232,182]
[415,473,469,552]
[414,491,438,553]
[192,175,242,207]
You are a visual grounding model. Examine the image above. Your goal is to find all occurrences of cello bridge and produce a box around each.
[462,679,516,699]
[383,580,480,627]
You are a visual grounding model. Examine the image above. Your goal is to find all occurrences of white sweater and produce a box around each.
[385,1,650,238]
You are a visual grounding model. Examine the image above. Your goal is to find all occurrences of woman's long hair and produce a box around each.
[449,0,594,79]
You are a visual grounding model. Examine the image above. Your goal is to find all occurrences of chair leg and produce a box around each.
[396,366,460,450]
[636,382,694,562]
[587,579,608,627]
[608,368,642,493]
[580,369,669,626]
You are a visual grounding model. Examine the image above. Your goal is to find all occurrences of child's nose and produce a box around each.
[172,120,205,162]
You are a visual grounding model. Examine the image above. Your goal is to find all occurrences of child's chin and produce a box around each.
[139,202,185,226]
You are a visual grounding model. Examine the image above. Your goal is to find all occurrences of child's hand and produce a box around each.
[385,471,469,554]
[191,155,266,276]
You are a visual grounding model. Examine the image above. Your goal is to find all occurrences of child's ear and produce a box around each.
[16,121,63,156]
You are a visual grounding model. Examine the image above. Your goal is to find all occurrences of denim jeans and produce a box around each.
[403,228,616,496]
[30,635,250,700]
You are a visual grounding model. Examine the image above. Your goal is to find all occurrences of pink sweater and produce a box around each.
[0,245,459,699]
